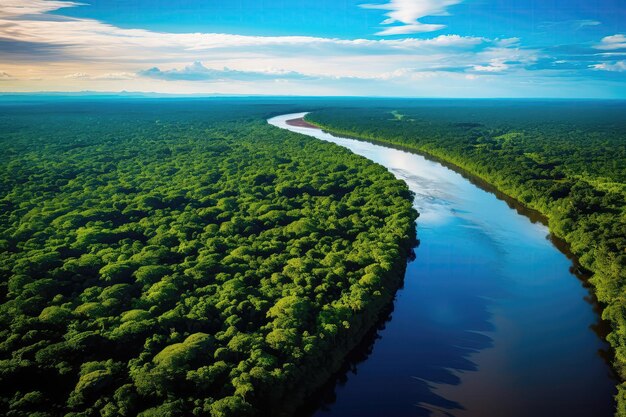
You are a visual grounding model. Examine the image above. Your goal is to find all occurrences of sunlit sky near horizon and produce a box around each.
[1,0,625,97]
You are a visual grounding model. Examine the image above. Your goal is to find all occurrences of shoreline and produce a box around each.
[285,117,319,129]
[287,114,614,358]
[275,112,616,415]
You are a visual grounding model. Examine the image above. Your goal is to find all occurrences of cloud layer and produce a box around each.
[591,61,626,72]
[138,62,315,82]
[361,0,463,35]
[0,0,623,97]
[596,34,626,51]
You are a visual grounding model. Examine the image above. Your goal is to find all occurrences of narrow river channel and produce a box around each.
[268,112,615,417]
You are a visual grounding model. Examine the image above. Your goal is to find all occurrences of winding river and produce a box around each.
[268,112,615,417]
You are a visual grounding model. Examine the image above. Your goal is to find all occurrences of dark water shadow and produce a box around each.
[294,297,491,417]
[547,235,618,379]
[296,238,496,417]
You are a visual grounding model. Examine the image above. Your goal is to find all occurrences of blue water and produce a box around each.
[269,113,615,417]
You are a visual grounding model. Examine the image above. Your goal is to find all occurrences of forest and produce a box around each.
[305,101,626,412]
[0,99,418,417]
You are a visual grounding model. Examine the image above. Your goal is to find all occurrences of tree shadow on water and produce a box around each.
[297,249,496,417]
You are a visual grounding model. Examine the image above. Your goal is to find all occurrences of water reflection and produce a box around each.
[296,212,501,417]
[269,113,615,417]
[299,234,497,417]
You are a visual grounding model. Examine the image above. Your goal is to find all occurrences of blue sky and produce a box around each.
[0,0,625,97]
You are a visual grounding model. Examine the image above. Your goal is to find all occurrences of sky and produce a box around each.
[0,0,625,97]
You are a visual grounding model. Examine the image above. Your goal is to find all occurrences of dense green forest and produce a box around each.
[305,101,626,412]
[0,100,418,416]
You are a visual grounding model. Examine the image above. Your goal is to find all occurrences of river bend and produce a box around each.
[268,112,614,417]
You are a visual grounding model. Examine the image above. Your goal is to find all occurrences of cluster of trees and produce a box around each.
[0,100,417,416]
[306,101,626,413]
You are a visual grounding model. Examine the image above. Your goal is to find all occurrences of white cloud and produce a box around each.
[138,61,314,82]
[64,72,89,79]
[472,44,539,69]
[372,23,446,35]
[0,0,498,66]
[0,0,525,83]
[0,71,12,80]
[575,20,601,29]
[95,72,136,80]
[539,19,601,32]
[473,59,509,72]
[595,34,626,51]
[590,61,626,72]
[0,0,82,18]
[1,0,612,97]
[361,0,463,35]
[64,72,136,80]
[497,38,521,47]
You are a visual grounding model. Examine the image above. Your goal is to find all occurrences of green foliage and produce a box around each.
[0,100,417,416]
[209,396,254,417]
[307,102,626,414]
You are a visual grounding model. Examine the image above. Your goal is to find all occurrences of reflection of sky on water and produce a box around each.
[270,112,462,226]
[269,113,614,417]
[270,113,553,248]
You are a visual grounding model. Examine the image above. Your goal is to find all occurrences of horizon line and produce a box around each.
[1,91,625,101]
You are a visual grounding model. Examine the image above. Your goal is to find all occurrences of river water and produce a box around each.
[268,112,615,417]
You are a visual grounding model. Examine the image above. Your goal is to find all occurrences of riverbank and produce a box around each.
[285,117,319,129]
[300,110,623,414]
[270,112,615,416]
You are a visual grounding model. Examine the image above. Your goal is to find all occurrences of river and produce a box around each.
[268,112,615,417]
